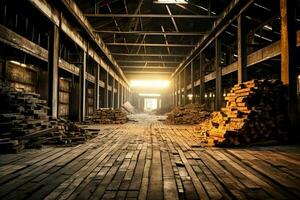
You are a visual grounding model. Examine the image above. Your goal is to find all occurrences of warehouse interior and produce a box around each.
[0,0,300,199]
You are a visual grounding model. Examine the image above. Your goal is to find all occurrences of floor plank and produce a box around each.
[0,114,299,200]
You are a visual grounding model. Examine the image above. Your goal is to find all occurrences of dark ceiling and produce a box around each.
[75,0,300,80]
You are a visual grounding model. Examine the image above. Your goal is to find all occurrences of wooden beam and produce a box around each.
[199,53,205,104]
[215,39,222,111]
[105,71,109,107]
[203,30,300,83]
[191,61,195,103]
[79,52,87,121]
[48,25,59,119]
[280,0,298,137]
[95,64,100,109]
[237,15,247,83]
[0,24,47,61]
[183,69,187,105]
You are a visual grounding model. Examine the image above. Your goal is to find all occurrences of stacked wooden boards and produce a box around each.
[195,79,288,147]
[0,82,99,153]
[0,82,52,152]
[85,108,128,124]
[166,103,210,125]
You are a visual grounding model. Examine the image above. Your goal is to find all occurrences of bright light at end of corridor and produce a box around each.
[130,80,170,89]
[139,93,161,97]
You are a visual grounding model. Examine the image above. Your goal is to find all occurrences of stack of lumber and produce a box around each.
[195,79,288,147]
[0,82,52,152]
[0,82,99,153]
[85,108,128,124]
[37,118,99,147]
[122,101,136,114]
[166,103,210,125]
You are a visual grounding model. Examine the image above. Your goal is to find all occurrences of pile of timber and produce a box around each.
[38,118,99,147]
[121,101,136,114]
[195,79,288,147]
[0,82,99,153]
[0,82,52,153]
[166,103,210,125]
[85,108,128,124]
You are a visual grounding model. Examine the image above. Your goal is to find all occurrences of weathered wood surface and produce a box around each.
[0,114,299,200]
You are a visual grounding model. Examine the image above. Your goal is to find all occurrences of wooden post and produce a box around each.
[174,76,177,106]
[105,71,109,107]
[237,15,247,83]
[95,64,100,109]
[199,52,205,104]
[177,72,181,106]
[117,81,120,108]
[183,68,187,105]
[112,78,115,108]
[191,60,195,103]
[79,51,86,121]
[215,38,222,110]
[48,24,59,119]
[280,0,298,138]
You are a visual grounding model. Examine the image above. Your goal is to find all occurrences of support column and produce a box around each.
[183,68,187,105]
[117,82,120,108]
[199,53,205,104]
[237,15,247,83]
[79,51,87,121]
[95,64,100,109]
[112,78,115,108]
[48,24,59,119]
[215,38,222,110]
[105,71,109,108]
[121,85,124,105]
[191,60,195,103]
[178,73,181,105]
[174,77,177,106]
[280,0,298,137]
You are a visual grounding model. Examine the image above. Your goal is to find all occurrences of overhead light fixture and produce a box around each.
[154,0,188,4]
[130,80,170,89]
[139,93,161,97]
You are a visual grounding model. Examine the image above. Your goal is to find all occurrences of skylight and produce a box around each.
[154,0,188,4]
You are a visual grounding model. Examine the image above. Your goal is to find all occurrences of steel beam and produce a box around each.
[94,30,207,36]
[48,25,59,119]
[85,13,218,19]
[172,0,255,78]
[112,53,186,57]
[107,43,195,47]
[117,60,181,63]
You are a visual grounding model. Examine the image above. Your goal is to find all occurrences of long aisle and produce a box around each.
[0,114,299,200]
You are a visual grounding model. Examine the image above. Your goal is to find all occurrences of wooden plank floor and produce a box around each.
[0,114,299,200]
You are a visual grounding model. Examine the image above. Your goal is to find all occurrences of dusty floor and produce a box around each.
[0,114,299,200]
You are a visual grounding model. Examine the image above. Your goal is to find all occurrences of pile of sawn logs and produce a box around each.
[195,79,288,147]
[166,103,210,125]
[0,82,99,153]
[85,108,128,124]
